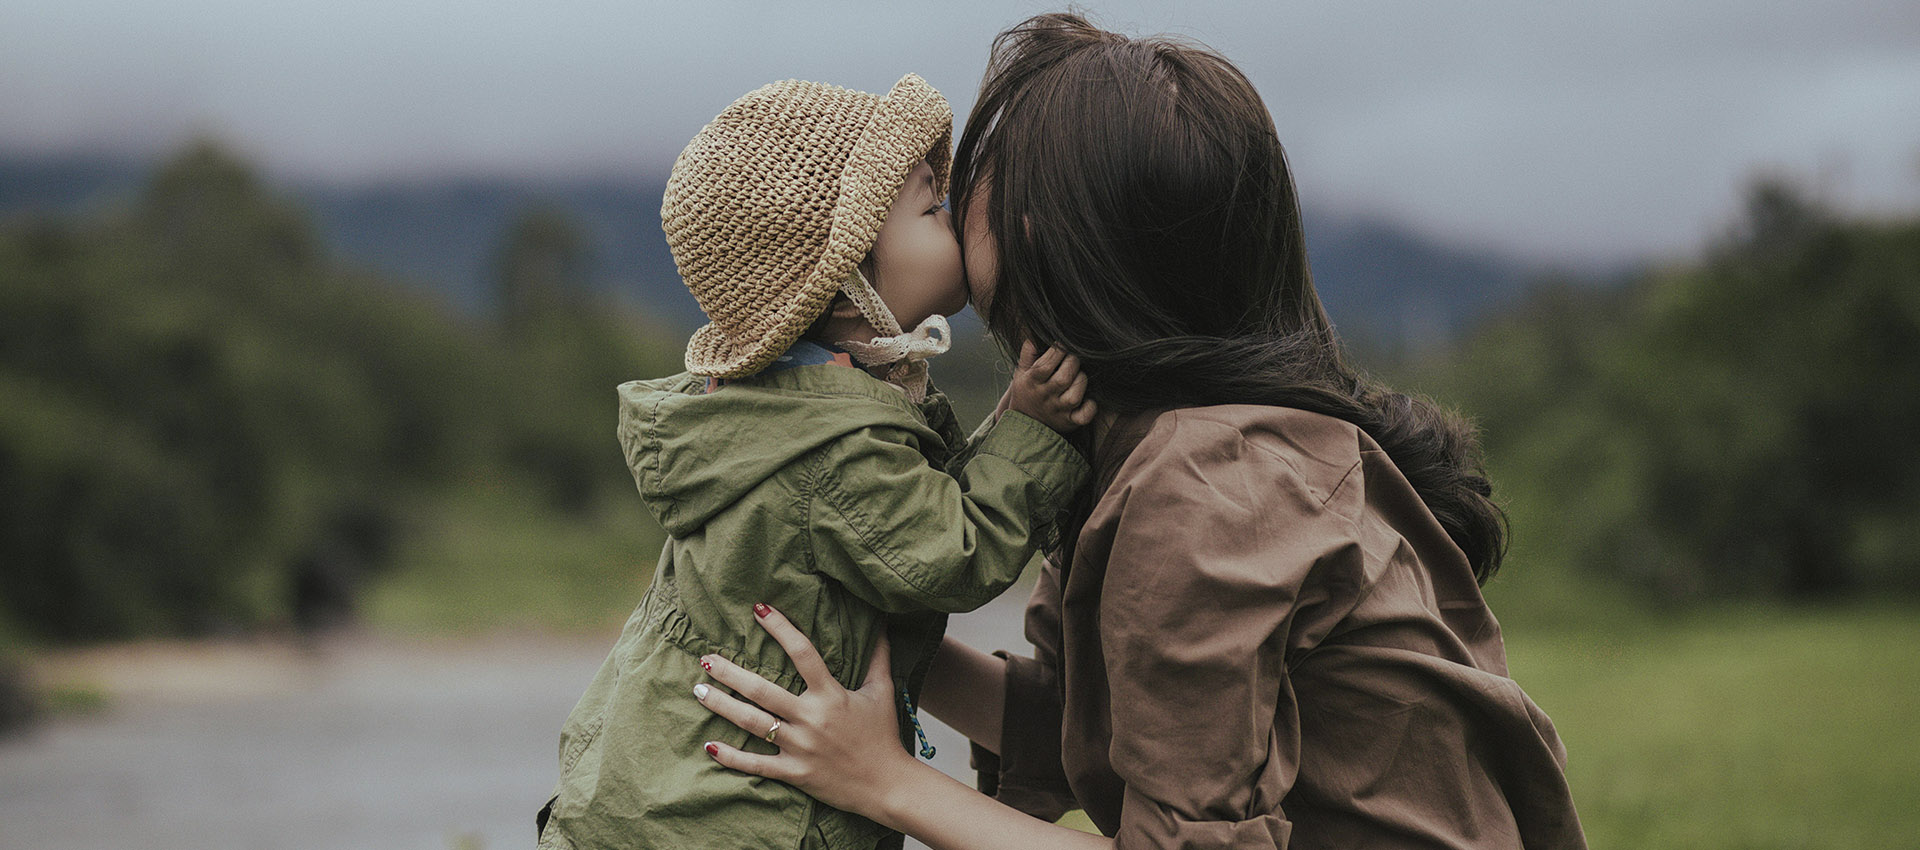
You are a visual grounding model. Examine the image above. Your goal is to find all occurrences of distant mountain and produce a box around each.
[298,178,703,326]
[2,152,1552,342]
[1307,213,1534,347]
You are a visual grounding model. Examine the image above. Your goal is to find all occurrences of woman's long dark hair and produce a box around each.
[954,13,1507,582]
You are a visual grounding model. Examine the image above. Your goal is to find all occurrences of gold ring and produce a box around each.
[764,719,781,744]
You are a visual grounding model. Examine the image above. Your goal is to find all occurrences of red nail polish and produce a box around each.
[753,602,771,618]
[705,742,719,757]
[700,657,713,672]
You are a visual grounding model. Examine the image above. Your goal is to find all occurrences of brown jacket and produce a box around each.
[975,405,1587,849]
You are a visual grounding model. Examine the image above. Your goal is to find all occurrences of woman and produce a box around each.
[691,13,1587,849]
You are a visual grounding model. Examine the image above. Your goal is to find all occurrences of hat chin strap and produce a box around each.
[836,266,951,403]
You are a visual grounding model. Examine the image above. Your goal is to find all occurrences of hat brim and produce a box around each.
[685,74,952,378]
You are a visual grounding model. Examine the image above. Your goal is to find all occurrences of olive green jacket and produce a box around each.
[539,363,1089,850]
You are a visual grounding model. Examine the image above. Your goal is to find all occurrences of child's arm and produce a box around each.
[946,342,1094,480]
[806,407,1088,615]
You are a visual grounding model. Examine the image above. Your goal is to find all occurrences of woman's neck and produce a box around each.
[1090,410,1121,453]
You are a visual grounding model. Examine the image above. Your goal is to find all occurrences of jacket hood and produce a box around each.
[617,368,940,536]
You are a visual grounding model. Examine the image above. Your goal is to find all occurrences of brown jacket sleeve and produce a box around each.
[972,562,1079,821]
[1094,414,1357,850]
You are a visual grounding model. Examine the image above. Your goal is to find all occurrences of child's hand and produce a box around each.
[1004,340,1096,433]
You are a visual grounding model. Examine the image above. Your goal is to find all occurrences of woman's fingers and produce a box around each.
[694,681,782,745]
[1017,339,1038,370]
[703,739,792,782]
[752,603,838,697]
[701,652,804,719]
[861,632,893,690]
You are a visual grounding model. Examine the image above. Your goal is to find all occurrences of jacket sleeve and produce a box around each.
[938,404,1000,479]
[971,562,1079,821]
[919,387,971,459]
[807,410,1088,614]
[1097,414,1357,850]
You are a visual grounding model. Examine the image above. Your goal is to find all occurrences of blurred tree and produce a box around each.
[494,206,591,335]
[139,138,321,292]
[0,657,33,736]
[0,141,688,645]
[0,142,492,640]
[483,203,680,514]
[1422,176,1920,602]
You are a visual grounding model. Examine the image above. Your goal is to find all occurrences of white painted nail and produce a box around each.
[693,683,710,700]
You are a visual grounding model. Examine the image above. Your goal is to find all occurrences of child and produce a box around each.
[537,75,1093,850]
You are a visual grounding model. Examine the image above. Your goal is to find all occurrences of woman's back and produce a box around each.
[984,405,1586,849]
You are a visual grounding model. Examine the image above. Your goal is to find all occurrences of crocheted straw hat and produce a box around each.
[664,74,952,378]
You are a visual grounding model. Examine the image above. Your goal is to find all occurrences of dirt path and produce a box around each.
[0,593,1032,850]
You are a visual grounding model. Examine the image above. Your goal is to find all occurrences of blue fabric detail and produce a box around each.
[760,340,848,373]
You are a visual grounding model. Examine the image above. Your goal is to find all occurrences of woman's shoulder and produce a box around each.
[1121,404,1368,506]
[1085,405,1385,630]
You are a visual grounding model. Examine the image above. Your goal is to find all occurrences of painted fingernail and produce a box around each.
[753,602,771,618]
[704,742,720,757]
[700,656,713,672]
[693,683,710,700]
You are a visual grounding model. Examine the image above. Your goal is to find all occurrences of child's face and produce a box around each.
[868,160,968,328]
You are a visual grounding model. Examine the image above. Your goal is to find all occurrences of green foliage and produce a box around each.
[0,141,681,642]
[361,485,664,635]
[493,302,678,516]
[1417,179,1920,602]
[494,206,593,335]
[1509,604,1920,849]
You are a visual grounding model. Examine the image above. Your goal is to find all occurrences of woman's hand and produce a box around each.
[694,603,921,821]
[699,604,1110,850]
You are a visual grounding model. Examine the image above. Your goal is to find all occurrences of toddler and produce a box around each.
[537,75,1092,850]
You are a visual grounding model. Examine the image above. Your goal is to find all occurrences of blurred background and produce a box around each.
[1,1,1916,848]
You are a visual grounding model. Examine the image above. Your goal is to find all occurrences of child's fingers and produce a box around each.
[700,652,803,719]
[694,682,783,750]
[1017,340,1038,370]
[1069,399,1098,427]
[861,632,893,690]
[1049,354,1081,389]
[1059,373,1088,407]
[751,603,838,698]
[703,739,792,782]
[1030,345,1067,379]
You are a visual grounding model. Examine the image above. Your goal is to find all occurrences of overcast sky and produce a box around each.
[3,0,1916,263]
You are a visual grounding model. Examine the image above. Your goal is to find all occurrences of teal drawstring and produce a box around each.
[901,691,936,759]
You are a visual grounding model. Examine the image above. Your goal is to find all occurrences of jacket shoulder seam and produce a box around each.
[1320,459,1364,507]
[641,392,675,526]
[1162,410,1365,510]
